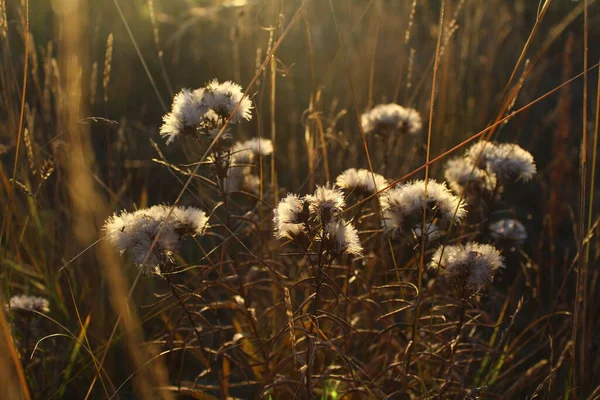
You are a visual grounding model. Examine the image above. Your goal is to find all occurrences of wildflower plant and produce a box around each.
[273,184,362,394]
[359,103,424,175]
[430,242,504,299]
[361,103,422,137]
[335,168,388,197]
[463,140,537,183]
[160,80,252,145]
[274,185,361,257]
[381,179,466,241]
[103,205,209,275]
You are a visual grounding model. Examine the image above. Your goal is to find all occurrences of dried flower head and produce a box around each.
[430,242,504,298]
[241,174,261,194]
[231,138,273,165]
[487,143,537,182]
[8,295,50,313]
[489,219,528,245]
[465,141,536,183]
[160,88,207,144]
[464,140,498,168]
[204,79,253,122]
[381,179,466,238]
[444,157,497,195]
[103,205,209,274]
[305,185,346,224]
[336,168,388,195]
[325,219,363,256]
[223,138,273,193]
[198,109,232,141]
[273,194,308,239]
[361,103,422,136]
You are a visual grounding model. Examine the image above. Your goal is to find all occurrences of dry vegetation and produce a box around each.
[1,0,600,399]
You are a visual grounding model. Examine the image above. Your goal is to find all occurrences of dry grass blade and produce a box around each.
[0,0,29,249]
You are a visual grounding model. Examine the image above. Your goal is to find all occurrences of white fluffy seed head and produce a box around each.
[160,88,207,144]
[336,168,388,195]
[464,140,498,168]
[430,242,504,297]
[489,218,528,244]
[325,219,363,256]
[103,205,209,274]
[444,157,497,195]
[199,109,232,141]
[361,103,422,136]
[241,174,261,194]
[224,138,273,193]
[381,179,466,238]
[231,138,273,165]
[9,294,50,313]
[305,185,346,224]
[487,143,537,182]
[240,137,273,156]
[335,168,360,191]
[273,194,307,239]
[204,79,253,123]
[465,141,536,183]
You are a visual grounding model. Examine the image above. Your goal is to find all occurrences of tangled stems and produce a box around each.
[162,275,213,372]
[304,235,336,399]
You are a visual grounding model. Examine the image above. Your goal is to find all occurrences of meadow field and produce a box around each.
[1,0,600,398]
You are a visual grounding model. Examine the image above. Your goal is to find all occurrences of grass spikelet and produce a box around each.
[284,287,297,367]
[404,0,417,44]
[147,0,160,53]
[0,0,7,40]
[89,61,97,107]
[23,127,36,175]
[103,33,113,105]
[406,47,416,94]
[40,158,55,181]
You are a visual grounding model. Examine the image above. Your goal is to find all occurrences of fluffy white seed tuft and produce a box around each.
[305,185,345,224]
[9,295,50,313]
[223,138,273,193]
[444,157,497,195]
[381,179,466,238]
[465,141,536,182]
[103,205,209,274]
[273,194,307,239]
[160,88,207,144]
[489,218,528,244]
[325,219,363,256]
[361,103,422,136]
[430,242,504,296]
[204,79,253,122]
[336,168,388,195]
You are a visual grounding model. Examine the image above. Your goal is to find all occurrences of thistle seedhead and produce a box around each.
[8,295,50,313]
[381,179,466,239]
[103,205,209,275]
[465,141,536,183]
[430,242,504,299]
[305,185,346,225]
[324,219,363,257]
[273,194,309,240]
[336,168,388,196]
[361,103,422,137]
[203,79,253,123]
[488,218,527,245]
